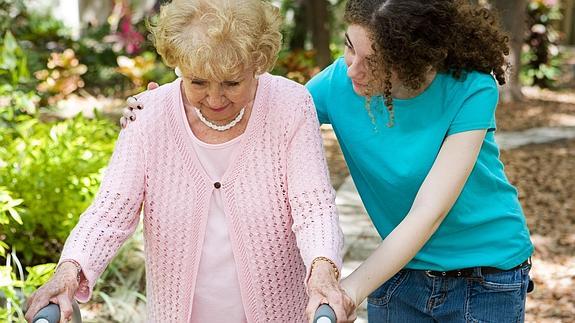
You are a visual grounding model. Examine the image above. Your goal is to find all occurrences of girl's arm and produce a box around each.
[342,129,487,305]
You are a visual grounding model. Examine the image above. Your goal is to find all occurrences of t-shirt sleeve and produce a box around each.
[447,74,499,136]
[306,63,335,125]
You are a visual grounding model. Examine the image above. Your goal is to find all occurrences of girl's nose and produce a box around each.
[347,57,365,80]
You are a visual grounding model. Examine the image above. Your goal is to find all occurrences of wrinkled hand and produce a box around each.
[120,82,159,128]
[25,262,79,323]
[306,260,356,323]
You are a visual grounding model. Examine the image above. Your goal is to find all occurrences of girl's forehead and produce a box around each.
[346,24,375,55]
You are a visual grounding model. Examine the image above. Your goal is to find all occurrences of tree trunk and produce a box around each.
[490,0,527,102]
[308,0,332,68]
[289,0,308,50]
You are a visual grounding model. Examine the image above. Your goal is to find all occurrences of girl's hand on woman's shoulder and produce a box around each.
[120,82,159,128]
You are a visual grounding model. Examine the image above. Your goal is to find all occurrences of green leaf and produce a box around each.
[8,208,22,224]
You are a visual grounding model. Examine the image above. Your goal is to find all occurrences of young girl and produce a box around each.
[305,0,533,321]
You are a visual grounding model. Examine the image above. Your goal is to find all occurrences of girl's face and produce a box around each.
[180,68,258,123]
[344,24,376,96]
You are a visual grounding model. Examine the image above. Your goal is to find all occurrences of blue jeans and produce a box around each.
[367,264,531,323]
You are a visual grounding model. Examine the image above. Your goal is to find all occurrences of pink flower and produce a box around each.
[104,14,145,55]
[118,18,145,55]
[543,0,557,7]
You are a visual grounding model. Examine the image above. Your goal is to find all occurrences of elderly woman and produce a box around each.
[24,0,356,322]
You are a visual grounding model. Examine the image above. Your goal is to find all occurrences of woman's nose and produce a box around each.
[206,86,225,107]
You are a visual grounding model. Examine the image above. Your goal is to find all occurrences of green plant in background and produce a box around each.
[0,187,24,258]
[0,252,56,323]
[0,187,57,322]
[0,84,40,125]
[1,0,73,86]
[74,24,130,97]
[116,51,176,93]
[521,0,563,88]
[92,225,147,323]
[0,114,118,265]
[0,0,25,33]
[0,31,30,86]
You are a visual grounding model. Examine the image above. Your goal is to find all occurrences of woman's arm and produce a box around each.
[285,90,356,322]
[287,91,344,276]
[341,129,487,305]
[58,111,148,301]
[26,106,148,321]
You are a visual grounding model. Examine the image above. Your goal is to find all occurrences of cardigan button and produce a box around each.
[214,182,222,189]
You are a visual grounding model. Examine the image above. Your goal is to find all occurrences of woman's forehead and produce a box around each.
[181,66,252,81]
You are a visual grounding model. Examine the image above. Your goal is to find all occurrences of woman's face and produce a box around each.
[180,68,258,123]
[344,24,375,96]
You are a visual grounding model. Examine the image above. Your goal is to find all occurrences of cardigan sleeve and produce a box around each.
[58,112,147,302]
[286,89,344,282]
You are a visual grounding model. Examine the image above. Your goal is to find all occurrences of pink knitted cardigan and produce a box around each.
[59,73,344,322]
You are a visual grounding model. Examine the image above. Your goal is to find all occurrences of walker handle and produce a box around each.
[32,303,59,323]
[314,303,336,323]
[32,302,82,323]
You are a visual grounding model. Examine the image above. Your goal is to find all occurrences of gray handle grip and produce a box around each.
[314,303,336,323]
[32,303,60,323]
[32,302,82,323]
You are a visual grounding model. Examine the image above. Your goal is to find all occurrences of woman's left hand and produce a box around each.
[306,259,357,323]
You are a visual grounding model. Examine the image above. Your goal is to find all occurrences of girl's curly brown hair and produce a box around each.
[344,0,510,113]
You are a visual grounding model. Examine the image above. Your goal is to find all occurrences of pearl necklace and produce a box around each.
[194,107,245,132]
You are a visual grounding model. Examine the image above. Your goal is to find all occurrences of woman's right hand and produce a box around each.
[120,82,159,128]
[24,262,80,323]
[306,259,356,323]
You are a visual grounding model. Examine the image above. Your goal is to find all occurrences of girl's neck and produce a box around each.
[391,70,437,99]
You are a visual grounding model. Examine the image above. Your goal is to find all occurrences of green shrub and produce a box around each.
[0,31,30,86]
[0,255,56,323]
[0,187,56,322]
[0,114,118,265]
[92,225,146,322]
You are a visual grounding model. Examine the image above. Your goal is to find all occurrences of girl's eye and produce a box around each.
[344,33,354,51]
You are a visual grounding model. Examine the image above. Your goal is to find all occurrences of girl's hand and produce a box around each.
[120,82,159,128]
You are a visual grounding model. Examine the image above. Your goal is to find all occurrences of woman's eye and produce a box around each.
[191,80,206,86]
[224,81,240,87]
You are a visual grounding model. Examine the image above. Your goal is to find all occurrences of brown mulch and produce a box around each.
[496,88,575,132]
[501,139,575,323]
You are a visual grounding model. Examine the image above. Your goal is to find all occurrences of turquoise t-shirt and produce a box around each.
[306,58,533,271]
